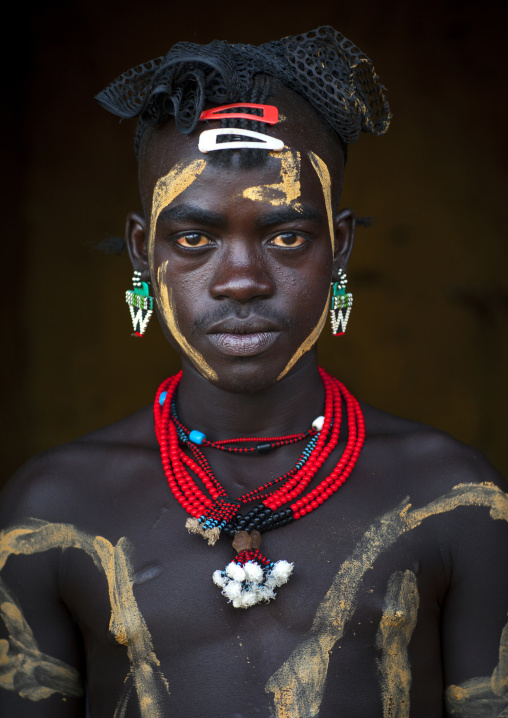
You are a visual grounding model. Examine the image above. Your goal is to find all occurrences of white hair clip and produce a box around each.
[198,128,284,153]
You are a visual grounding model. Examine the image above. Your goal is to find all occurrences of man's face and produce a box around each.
[135,93,349,393]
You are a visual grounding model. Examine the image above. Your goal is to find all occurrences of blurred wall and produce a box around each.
[4,0,508,483]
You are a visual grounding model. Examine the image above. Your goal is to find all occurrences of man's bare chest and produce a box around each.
[59,480,447,717]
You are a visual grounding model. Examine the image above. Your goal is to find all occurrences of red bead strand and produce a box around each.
[263,369,342,509]
[153,369,364,532]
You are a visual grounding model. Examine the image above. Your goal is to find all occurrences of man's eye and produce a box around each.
[175,234,212,248]
[270,233,307,248]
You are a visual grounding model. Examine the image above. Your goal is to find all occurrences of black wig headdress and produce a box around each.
[96,26,391,155]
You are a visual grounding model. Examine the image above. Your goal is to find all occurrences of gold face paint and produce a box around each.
[147,158,218,379]
[274,151,337,382]
[376,570,419,718]
[276,289,330,381]
[157,263,217,381]
[0,522,169,715]
[148,151,331,384]
[308,151,335,252]
[242,148,302,207]
[148,159,207,268]
[265,482,508,718]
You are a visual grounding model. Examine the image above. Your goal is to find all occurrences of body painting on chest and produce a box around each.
[3,485,506,715]
[376,570,420,718]
[265,482,508,718]
[0,522,169,714]
[276,151,335,381]
[148,159,217,381]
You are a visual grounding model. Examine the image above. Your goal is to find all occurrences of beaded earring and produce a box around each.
[125,270,154,337]
[330,268,353,336]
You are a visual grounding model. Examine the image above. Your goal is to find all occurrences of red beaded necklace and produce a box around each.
[154,367,365,608]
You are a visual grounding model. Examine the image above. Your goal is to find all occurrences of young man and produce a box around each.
[1,27,507,718]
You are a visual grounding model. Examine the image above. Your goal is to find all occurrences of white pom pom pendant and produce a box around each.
[213,554,293,609]
[210,530,294,608]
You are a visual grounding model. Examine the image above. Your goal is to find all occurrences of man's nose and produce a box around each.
[209,242,274,303]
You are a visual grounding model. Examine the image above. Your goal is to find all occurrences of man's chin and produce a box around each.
[182,354,286,395]
[210,359,284,395]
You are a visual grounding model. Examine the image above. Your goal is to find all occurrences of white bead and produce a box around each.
[312,415,325,431]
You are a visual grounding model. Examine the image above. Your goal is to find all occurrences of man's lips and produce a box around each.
[206,317,281,334]
[206,318,281,356]
[207,331,279,356]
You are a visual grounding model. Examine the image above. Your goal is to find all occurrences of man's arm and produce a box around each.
[0,458,86,716]
[439,452,508,717]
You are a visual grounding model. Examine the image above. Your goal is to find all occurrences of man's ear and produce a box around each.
[125,211,148,272]
[332,208,355,278]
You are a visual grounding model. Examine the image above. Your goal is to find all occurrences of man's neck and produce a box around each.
[176,356,325,441]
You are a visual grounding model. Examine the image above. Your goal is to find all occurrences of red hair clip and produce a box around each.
[200,103,279,125]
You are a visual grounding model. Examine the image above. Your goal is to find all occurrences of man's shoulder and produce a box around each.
[0,405,158,528]
[360,401,507,496]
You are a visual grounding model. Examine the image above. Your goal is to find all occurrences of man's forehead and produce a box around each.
[141,136,341,214]
[139,89,344,196]
[145,148,333,216]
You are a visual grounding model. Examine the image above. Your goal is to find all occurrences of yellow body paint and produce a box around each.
[148,159,207,268]
[149,151,335,384]
[276,151,336,381]
[2,484,507,714]
[276,289,330,381]
[242,148,301,207]
[376,570,419,718]
[308,151,335,252]
[156,266,217,381]
[148,159,218,380]
[0,521,169,716]
[265,482,508,718]
[0,578,83,701]
[445,618,508,717]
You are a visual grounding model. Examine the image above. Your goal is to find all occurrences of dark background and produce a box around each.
[4,0,508,485]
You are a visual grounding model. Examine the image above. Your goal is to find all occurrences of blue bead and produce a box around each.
[189,430,206,444]
[159,391,167,406]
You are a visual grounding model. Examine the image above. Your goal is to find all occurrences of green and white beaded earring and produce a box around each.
[330,269,353,336]
[125,270,154,337]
